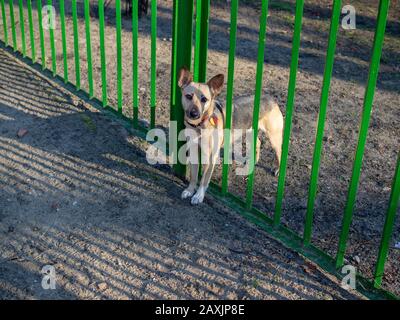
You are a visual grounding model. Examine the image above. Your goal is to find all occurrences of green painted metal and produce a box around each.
[1,0,9,46]
[150,0,157,128]
[27,0,35,61]
[193,0,209,84]
[132,0,139,127]
[168,0,179,173]
[37,0,45,70]
[196,0,209,83]
[221,0,238,195]
[374,153,400,288]
[116,0,123,113]
[3,35,398,300]
[72,0,80,89]
[59,0,68,83]
[18,0,26,57]
[336,0,390,268]
[98,0,107,107]
[193,3,203,173]
[274,0,304,226]
[47,0,56,76]
[245,0,269,209]
[304,0,342,245]
[193,0,202,82]
[193,0,209,177]
[1,0,398,300]
[170,0,178,109]
[8,0,17,51]
[84,0,93,97]
[170,0,194,177]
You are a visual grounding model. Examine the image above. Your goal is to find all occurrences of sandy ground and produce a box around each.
[0,0,399,296]
[0,48,366,299]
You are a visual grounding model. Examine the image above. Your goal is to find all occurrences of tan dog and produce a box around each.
[178,67,283,205]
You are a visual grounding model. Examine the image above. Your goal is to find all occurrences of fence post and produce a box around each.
[374,153,400,288]
[245,0,269,209]
[274,0,304,225]
[193,0,210,83]
[336,0,390,268]
[170,0,194,177]
[303,0,342,245]
[221,0,238,195]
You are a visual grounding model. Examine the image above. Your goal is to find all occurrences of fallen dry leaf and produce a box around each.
[17,128,28,138]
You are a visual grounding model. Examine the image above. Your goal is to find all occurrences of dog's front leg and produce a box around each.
[191,151,219,205]
[191,159,216,205]
[182,161,199,199]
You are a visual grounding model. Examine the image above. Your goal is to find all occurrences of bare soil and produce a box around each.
[0,48,366,299]
[0,0,399,297]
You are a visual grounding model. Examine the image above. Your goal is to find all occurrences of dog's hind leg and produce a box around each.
[259,104,283,176]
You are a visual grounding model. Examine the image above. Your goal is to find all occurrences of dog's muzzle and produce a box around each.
[188,108,200,120]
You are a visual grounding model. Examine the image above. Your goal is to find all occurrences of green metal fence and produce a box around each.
[0,0,398,299]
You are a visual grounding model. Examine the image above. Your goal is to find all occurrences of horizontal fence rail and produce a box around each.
[0,0,398,299]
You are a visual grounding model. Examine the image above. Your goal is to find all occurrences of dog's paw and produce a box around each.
[191,190,205,205]
[181,188,194,199]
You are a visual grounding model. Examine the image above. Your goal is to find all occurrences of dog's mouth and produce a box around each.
[184,116,203,126]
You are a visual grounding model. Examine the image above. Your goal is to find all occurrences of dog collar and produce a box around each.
[185,112,219,129]
[185,101,223,129]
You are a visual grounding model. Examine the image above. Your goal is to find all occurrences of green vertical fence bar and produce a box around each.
[116,0,122,113]
[84,0,93,97]
[274,0,304,225]
[1,0,9,46]
[374,153,400,288]
[170,0,178,109]
[193,0,202,82]
[195,0,209,83]
[37,0,45,69]
[59,0,68,82]
[170,0,194,177]
[98,0,107,107]
[18,0,26,56]
[9,0,17,50]
[132,0,139,127]
[336,0,390,268]
[245,0,269,209]
[193,0,210,83]
[150,0,157,128]
[303,0,342,245]
[47,0,56,76]
[221,0,238,195]
[72,0,80,89]
[27,0,35,61]
[193,0,209,177]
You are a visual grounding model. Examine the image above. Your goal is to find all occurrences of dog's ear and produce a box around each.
[178,67,193,89]
[207,74,224,98]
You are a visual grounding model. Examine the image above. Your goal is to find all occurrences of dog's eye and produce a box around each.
[200,96,208,103]
[185,94,193,100]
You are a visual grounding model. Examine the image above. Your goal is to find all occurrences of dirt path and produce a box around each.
[0,48,366,299]
[1,0,399,295]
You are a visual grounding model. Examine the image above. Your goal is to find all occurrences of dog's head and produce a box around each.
[178,67,224,126]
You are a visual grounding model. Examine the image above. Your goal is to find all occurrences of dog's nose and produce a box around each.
[189,108,200,119]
